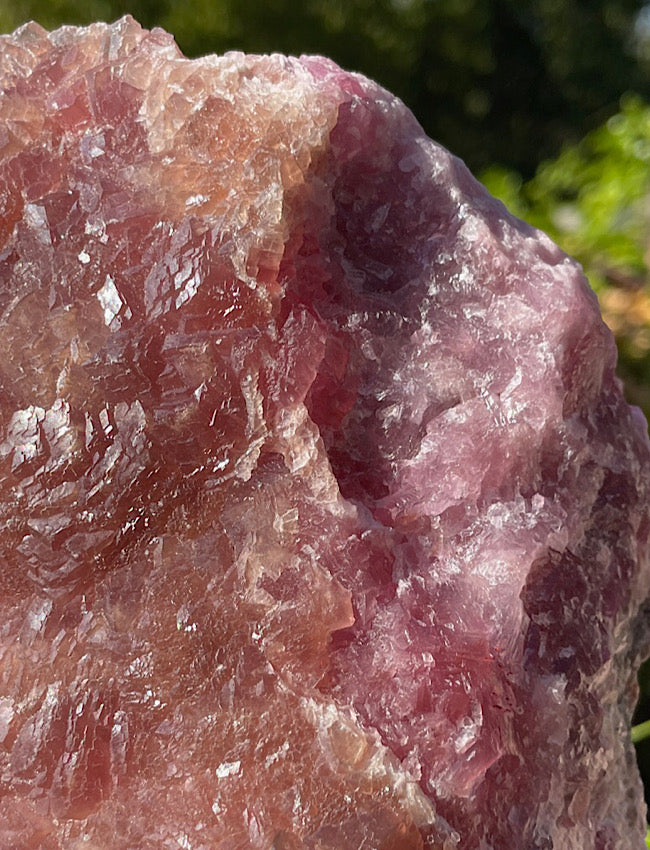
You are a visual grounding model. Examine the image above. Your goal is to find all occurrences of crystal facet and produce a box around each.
[0,16,649,850]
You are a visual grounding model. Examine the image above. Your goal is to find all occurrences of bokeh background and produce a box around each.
[2,0,650,834]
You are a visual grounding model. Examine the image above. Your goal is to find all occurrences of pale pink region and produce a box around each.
[0,14,649,850]
[299,55,367,98]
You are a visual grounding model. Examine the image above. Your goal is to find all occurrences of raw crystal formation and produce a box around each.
[0,16,649,850]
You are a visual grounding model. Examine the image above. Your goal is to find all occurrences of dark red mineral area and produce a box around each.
[0,15,649,850]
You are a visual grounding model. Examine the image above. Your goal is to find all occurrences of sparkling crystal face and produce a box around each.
[0,16,649,850]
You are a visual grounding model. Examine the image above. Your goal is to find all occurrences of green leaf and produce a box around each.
[632,719,650,745]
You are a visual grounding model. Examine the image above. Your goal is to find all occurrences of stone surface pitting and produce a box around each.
[0,15,649,850]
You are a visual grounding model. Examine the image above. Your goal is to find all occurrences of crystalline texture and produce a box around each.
[0,15,649,850]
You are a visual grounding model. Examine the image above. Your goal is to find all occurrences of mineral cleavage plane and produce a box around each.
[0,15,648,850]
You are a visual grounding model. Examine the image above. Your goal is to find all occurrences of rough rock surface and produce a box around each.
[0,15,649,850]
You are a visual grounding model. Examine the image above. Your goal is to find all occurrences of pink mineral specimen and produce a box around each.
[0,15,649,850]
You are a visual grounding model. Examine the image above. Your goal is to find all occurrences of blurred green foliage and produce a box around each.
[482,96,650,291]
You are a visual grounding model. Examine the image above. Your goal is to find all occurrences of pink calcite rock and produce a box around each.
[0,15,649,849]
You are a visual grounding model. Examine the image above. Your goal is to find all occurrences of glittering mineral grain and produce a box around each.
[0,15,649,850]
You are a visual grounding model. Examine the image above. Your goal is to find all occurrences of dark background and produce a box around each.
[2,0,650,832]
